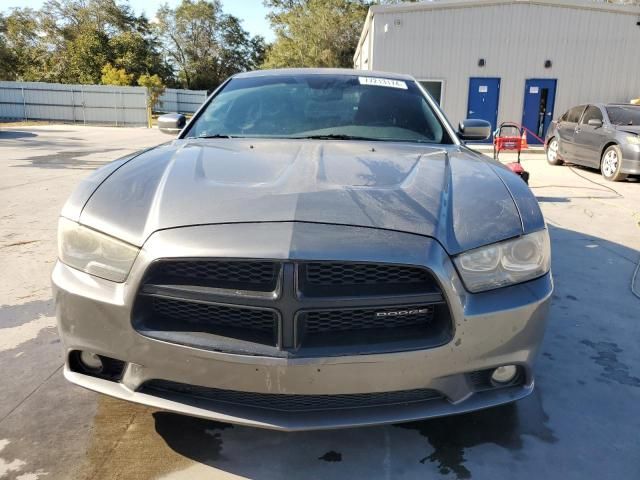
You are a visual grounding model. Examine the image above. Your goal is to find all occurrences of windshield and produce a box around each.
[184,74,452,144]
[605,106,640,126]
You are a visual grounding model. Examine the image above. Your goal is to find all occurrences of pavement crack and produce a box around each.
[0,240,40,248]
[88,408,143,480]
[0,364,63,426]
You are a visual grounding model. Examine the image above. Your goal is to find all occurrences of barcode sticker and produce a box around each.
[358,77,408,90]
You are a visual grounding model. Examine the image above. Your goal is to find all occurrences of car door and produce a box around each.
[557,105,586,161]
[573,106,608,167]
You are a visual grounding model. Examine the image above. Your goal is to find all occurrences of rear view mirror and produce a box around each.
[158,113,186,135]
[587,119,603,128]
[458,119,492,141]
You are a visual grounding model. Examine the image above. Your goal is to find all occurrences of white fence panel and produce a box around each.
[157,88,207,114]
[0,81,207,124]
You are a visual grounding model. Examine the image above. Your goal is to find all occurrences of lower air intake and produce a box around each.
[142,380,442,412]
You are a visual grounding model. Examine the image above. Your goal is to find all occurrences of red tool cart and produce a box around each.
[493,122,529,184]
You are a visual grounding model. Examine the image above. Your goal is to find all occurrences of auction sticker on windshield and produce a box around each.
[358,77,408,90]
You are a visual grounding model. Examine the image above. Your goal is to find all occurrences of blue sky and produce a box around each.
[1,0,275,41]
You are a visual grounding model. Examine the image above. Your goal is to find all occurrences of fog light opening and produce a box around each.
[79,351,104,373]
[69,350,126,381]
[491,365,518,385]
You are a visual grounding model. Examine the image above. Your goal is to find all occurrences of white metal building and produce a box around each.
[354,0,640,142]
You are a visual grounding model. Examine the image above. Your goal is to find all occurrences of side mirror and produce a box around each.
[458,119,492,141]
[587,118,603,128]
[158,113,186,135]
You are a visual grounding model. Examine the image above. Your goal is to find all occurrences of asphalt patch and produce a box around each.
[318,450,342,462]
[581,340,640,387]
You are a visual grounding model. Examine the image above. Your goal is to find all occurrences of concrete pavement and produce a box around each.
[1,126,638,480]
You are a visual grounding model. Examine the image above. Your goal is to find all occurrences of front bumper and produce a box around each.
[620,144,640,174]
[53,222,552,431]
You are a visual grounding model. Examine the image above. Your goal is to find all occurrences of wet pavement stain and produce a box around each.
[81,397,220,480]
[0,299,54,329]
[17,149,124,170]
[318,450,342,462]
[580,340,640,387]
[395,391,557,479]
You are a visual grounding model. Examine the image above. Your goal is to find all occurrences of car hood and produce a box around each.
[75,138,534,255]
[614,125,640,135]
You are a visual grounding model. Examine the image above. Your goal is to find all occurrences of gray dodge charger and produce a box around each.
[52,69,552,431]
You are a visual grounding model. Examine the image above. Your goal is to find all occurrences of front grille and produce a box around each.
[153,298,276,333]
[135,297,278,346]
[144,260,279,292]
[142,380,442,412]
[301,305,434,334]
[299,262,438,297]
[133,259,452,355]
[305,263,430,285]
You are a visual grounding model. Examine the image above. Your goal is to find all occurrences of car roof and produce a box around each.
[233,68,415,81]
[567,103,638,110]
[605,103,640,107]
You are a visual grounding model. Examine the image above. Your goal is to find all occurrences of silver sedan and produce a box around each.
[53,69,552,431]
[545,103,640,181]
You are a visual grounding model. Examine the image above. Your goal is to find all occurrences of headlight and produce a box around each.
[57,217,139,282]
[454,230,551,293]
[625,136,640,145]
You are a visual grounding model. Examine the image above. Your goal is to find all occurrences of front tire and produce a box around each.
[600,145,627,182]
[546,138,562,165]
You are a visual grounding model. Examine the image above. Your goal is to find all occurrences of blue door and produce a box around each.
[522,79,557,144]
[467,78,500,142]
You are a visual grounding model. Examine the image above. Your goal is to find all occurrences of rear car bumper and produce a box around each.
[53,222,552,431]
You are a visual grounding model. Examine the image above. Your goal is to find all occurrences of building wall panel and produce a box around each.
[364,2,640,132]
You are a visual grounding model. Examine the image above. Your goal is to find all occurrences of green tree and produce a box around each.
[0,8,48,81]
[101,62,134,85]
[138,73,165,107]
[217,15,266,82]
[263,0,369,69]
[0,1,173,84]
[109,30,173,83]
[262,0,419,69]
[65,27,111,83]
[0,15,17,80]
[156,0,265,90]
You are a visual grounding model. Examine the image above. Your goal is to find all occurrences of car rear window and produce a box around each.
[184,74,453,144]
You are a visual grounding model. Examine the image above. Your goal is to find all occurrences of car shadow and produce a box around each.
[148,224,639,479]
[0,130,38,139]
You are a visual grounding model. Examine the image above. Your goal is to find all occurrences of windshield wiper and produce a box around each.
[198,134,238,139]
[296,134,381,141]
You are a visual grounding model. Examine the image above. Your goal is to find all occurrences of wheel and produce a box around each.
[546,138,562,165]
[600,145,627,182]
